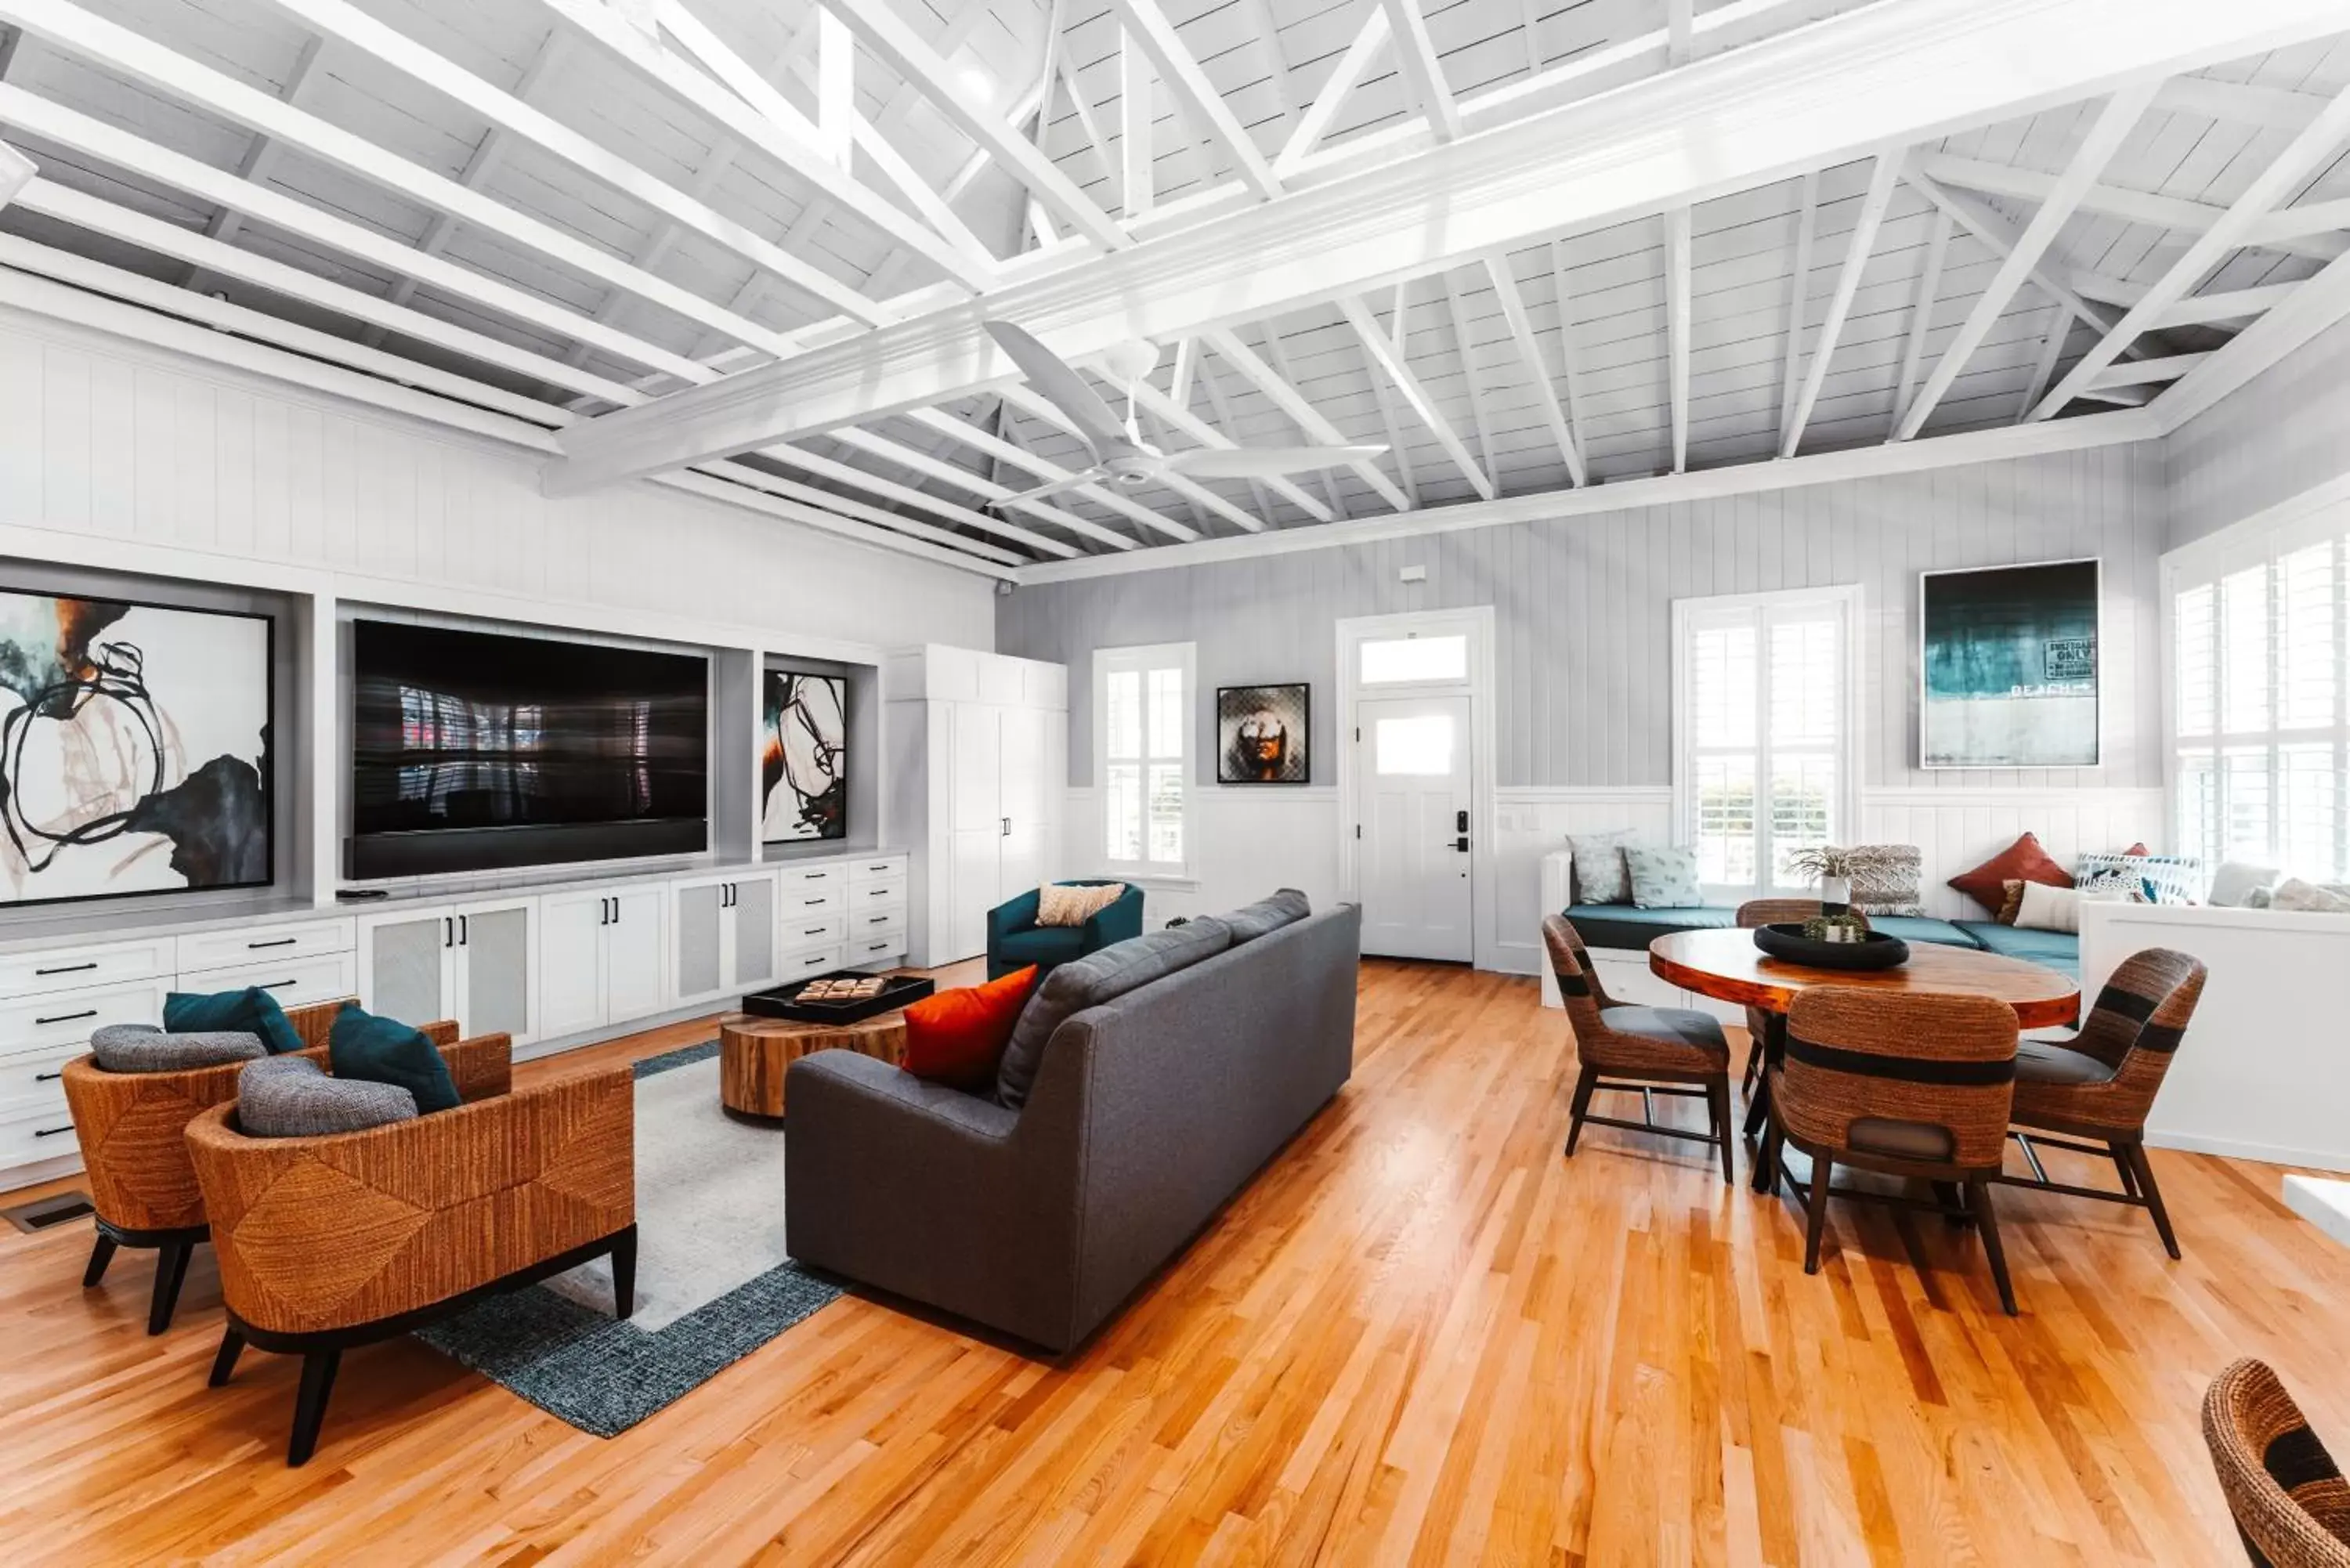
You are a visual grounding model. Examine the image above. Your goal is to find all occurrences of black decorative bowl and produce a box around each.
[1752,923,1911,970]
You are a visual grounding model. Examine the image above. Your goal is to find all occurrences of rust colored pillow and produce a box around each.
[2120,842,2149,857]
[1947,832,2072,916]
[902,966,1039,1090]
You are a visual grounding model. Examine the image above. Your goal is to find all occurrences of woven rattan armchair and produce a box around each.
[185,1037,635,1465]
[1769,987,2023,1314]
[60,999,461,1333]
[2204,1358,2350,1567]
[1542,916,1734,1182]
[1997,947,2207,1259]
[1733,901,1871,1100]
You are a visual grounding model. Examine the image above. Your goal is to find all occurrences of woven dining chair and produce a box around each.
[1768,986,2023,1314]
[1998,947,2206,1259]
[2204,1358,2350,1567]
[1542,916,1734,1183]
[1733,901,1871,1101]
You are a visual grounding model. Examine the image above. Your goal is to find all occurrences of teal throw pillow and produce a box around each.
[327,1003,459,1114]
[1625,844,1702,909]
[164,987,306,1056]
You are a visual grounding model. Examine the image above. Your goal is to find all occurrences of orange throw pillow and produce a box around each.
[1947,831,2072,916]
[902,966,1039,1090]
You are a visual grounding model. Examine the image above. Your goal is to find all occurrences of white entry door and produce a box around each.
[1355,695,1473,961]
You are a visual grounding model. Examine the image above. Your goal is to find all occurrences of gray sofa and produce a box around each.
[784,901,1361,1353]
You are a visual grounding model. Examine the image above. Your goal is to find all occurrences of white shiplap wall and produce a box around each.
[0,309,996,652]
[2165,313,2350,551]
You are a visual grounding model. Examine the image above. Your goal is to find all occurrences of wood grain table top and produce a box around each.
[1647,927,2081,1029]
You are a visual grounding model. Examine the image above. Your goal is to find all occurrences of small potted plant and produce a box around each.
[1784,845,1901,914]
[1802,912,1871,945]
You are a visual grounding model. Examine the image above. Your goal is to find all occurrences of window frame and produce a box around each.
[1093,640,1197,883]
[1669,583,1864,901]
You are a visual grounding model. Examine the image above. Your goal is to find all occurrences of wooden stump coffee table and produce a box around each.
[718,1009,909,1118]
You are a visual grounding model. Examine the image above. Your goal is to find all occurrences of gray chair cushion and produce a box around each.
[2015,1039,2118,1087]
[1599,1005,1730,1060]
[996,917,1235,1110]
[89,1022,266,1074]
[236,1057,418,1137]
[1223,888,1310,944]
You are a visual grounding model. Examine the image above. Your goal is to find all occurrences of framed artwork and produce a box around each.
[1217,684,1310,784]
[0,588,273,906]
[1920,558,2101,768]
[761,670,847,841]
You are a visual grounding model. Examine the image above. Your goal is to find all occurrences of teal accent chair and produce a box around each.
[985,880,1145,981]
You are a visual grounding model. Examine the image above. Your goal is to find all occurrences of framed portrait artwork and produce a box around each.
[1217,684,1310,784]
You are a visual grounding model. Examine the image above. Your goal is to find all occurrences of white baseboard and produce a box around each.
[2146,1129,2350,1175]
[0,1151,83,1196]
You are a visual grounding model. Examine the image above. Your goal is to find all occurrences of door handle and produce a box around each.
[1001,816,1010,837]
[1454,836,1470,852]
[443,916,454,948]
[458,915,468,945]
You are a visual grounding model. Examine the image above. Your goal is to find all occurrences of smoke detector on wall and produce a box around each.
[0,141,34,213]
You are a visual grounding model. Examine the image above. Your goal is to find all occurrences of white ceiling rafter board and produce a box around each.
[1119,375,1332,522]
[755,443,1079,558]
[2150,281,2301,327]
[1914,153,2347,263]
[2152,244,2350,432]
[656,468,1021,576]
[1254,326,1348,518]
[1109,0,1278,200]
[2033,82,2350,423]
[1337,295,1494,499]
[1781,150,1901,457]
[2155,74,2332,133]
[1378,0,1460,141]
[1014,407,2161,582]
[1439,273,1502,484]
[198,31,324,258]
[1663,204,1691,473]
[1776,167,1818,446]
[688,460,1026,565]
[545,0,2350,493]
[1198,327,1410,511]
[1482,251,1585,485]
[1889,207,1953,431]
[239,0,904,323]
[991,385,1203,540]
[1902,168,2146,353]
[0,87,715,384]
[1894,80,2156,443]
[1274,5,1390,176]
[827,422,1141,551]
[1191,362,1278,522]
[0,0,799,357]
[896,408,1155,547]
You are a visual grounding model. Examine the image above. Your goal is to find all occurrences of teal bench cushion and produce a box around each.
[1867,915,1983,949]
[1563,904,1734,950]
[1954,920,2081,977]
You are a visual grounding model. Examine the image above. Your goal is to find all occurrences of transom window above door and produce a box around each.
[1358,634,1468,685]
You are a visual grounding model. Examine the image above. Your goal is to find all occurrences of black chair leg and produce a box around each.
[1968,1176,2019,1316]
[1759,1125,1784,1194]
[1563,1064,1598,1157]
[1802,1152,1834,1274]
[1740,1043,1760,1102]
[208,1328,244,1388]
[287,1349,342,1468]
[148,1238,193,1335]
[83,1232,118,1288]
[610,1225,638,1321]
[2110,1139,2140,1199]
[2124,1142,2182,1259]
[1707,1080,1734,1185]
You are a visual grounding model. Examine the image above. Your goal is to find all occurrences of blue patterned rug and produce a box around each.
[414,1041,844,1438]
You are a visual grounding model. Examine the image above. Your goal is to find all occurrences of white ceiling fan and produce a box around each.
[982,320,1385,510]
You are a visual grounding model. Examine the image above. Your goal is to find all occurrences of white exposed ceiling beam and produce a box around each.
[895,407,1168,548]
[2251,197,2350,246]
[992,385,1204,541]
[1549,243,1591,481]
[1119,27,1154,219]
[1782,150,1900,457]
[826,425,1133,551]
[2088,352,2209,389]
[1776,168,1817,451]
[1904,168,2141,351]
[548,0,2350,491]
[2155,74,2330,133]
[2150,281,2301,328]
[1339,295,1493,499]
[1898,81,2155,441]
[1058,61,1121,208]
[1379,0,1459,141]
[1121,370,1331,522]
[199,32,324,257]
[690,460,1025,565]
[1663,204,1692,472]
[1254,324,1346,517]
[763,441,1078,557]
[662,466,1021,576]
[1111,0,1278,199]
[1200,326,1409,511]
[1486,250,1585,485]
[2017,302,2070,419]
[1890,207,1952,432]
[2153,244,2350,432]
[815,5,852,169]
[2032,82,2350,422]
[1169,336,1198,408]
[1440,273,1501,483]
[1917,150,2346,263]
[1274,6,1389,177]
[1190,359,1277,522]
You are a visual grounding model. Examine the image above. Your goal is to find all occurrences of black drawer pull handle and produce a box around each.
[866,942,889,952]
[247,937,298,949]
[34,1009,98,1026]
[261,980,297,991]
[34,962,97,976]
[805,898,826,906]
[804,927,827,936]
[869,916,890,925]
[35,1070,63,1082]
[34,1124,71,1138]
[804,872,825,880]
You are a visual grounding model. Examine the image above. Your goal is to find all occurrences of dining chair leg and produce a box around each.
[1563,1064,1599,1158]
[83,1232,117,1288]
[1740,1043,1760,1102]
[1967,1176,2019,1317]
[1802,1152,1834,1275]
[2110,1139,2141,1200]
[1760,1125,1784,1194]
[2124,1142,2182,1259]
[1707,1080,1734,1185]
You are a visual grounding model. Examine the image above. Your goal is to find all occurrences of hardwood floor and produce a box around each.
[2,959,2345,1565]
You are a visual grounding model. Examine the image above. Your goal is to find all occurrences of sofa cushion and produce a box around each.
[1568,830,1637,905]
[1953,920,2080,977]
[1564,903,1732,950]
[1625,844,1701,909]
[237,1056,418,1137]
[1865,914,1983,949]
[1224,888,1310,944]
[995,926,1092,966]
[89,1023,265,1074]
[164,986,306,1055]
[904,966,1039,1090]
[1947,832,2071,916]
[996,918,1235,1111]
[328,1003,460,1113]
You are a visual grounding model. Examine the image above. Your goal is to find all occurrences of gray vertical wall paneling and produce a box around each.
[2166,314,2350,550]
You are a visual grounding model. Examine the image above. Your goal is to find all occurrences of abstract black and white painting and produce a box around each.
[0,589,273,906]
[1921,558,2101,768]
[761,670,847,842]
[1217,684,1310,784]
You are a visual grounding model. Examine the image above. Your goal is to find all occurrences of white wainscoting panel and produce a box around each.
[1494,788,1675,976]
[1859,788,2171,916]
[1061,786,1344,928]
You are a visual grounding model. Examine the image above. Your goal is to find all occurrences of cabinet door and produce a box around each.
[947,829,999,962]
[537,891,609,1038]
[730,875,777,991]
[949,702,1002,834]
[604,887,669,1024]
[356,910,451,1029]
[997,705,1046,902]
[454,899,536,1043]
[671,880,727,1005]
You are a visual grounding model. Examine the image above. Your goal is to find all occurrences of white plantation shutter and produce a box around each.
[2172,524,2350,880]
[1677,589,1856,896]
[1097,643,1194,876]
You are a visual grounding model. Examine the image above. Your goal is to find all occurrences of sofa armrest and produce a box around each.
[1086,885,1146,946]
[786,1050,1020,1147]
[439,1031,513,1102]
[988,887,1043,944]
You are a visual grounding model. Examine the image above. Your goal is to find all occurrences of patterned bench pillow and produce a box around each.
[2076,851,2201,905]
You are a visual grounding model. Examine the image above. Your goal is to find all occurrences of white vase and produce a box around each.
[1820,874,1851,912]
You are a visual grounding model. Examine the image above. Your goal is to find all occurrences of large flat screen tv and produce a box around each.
[348,620,709,879]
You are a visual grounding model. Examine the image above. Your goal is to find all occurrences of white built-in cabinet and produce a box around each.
[670,869,779,1010]
[887,645,1067,966]
[357,895,540,1044]
[537,886,668,1039]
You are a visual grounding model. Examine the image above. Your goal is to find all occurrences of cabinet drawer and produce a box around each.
[779,913,848,955]
[847,856,908,886]
[177,952,357,1016]
[175,918,353,974]
[0,977,171,1058]
[778,864,842,892]
[781,886,841,917]
[0,1044,77,1121]
[848,876,907,912]
[0,1104,80,1169]
[846,933,907,966]
[847,908,908,944]
[778,943,848,978]
[0,938,176,1002]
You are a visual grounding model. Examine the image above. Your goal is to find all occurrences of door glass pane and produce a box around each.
[1375,714,1454,775]
[1147,763,1184,862]
[1361,634,1467,685]
[1105,762,1143,861]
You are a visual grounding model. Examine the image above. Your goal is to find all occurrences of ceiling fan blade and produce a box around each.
[989,468,1108,509]
[1161,444,1388,480]
[982,320,1134,462]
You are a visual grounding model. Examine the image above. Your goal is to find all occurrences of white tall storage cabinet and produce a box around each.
[887,645,1068,966]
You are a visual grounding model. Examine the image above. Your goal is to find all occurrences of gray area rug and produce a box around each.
[414,1041,844,1437]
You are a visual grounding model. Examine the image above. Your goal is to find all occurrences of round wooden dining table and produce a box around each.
[1648,927,2081,1191]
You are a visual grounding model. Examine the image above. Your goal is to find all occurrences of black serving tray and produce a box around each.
[1752,923,1911,970]
[741,970,935,1024]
